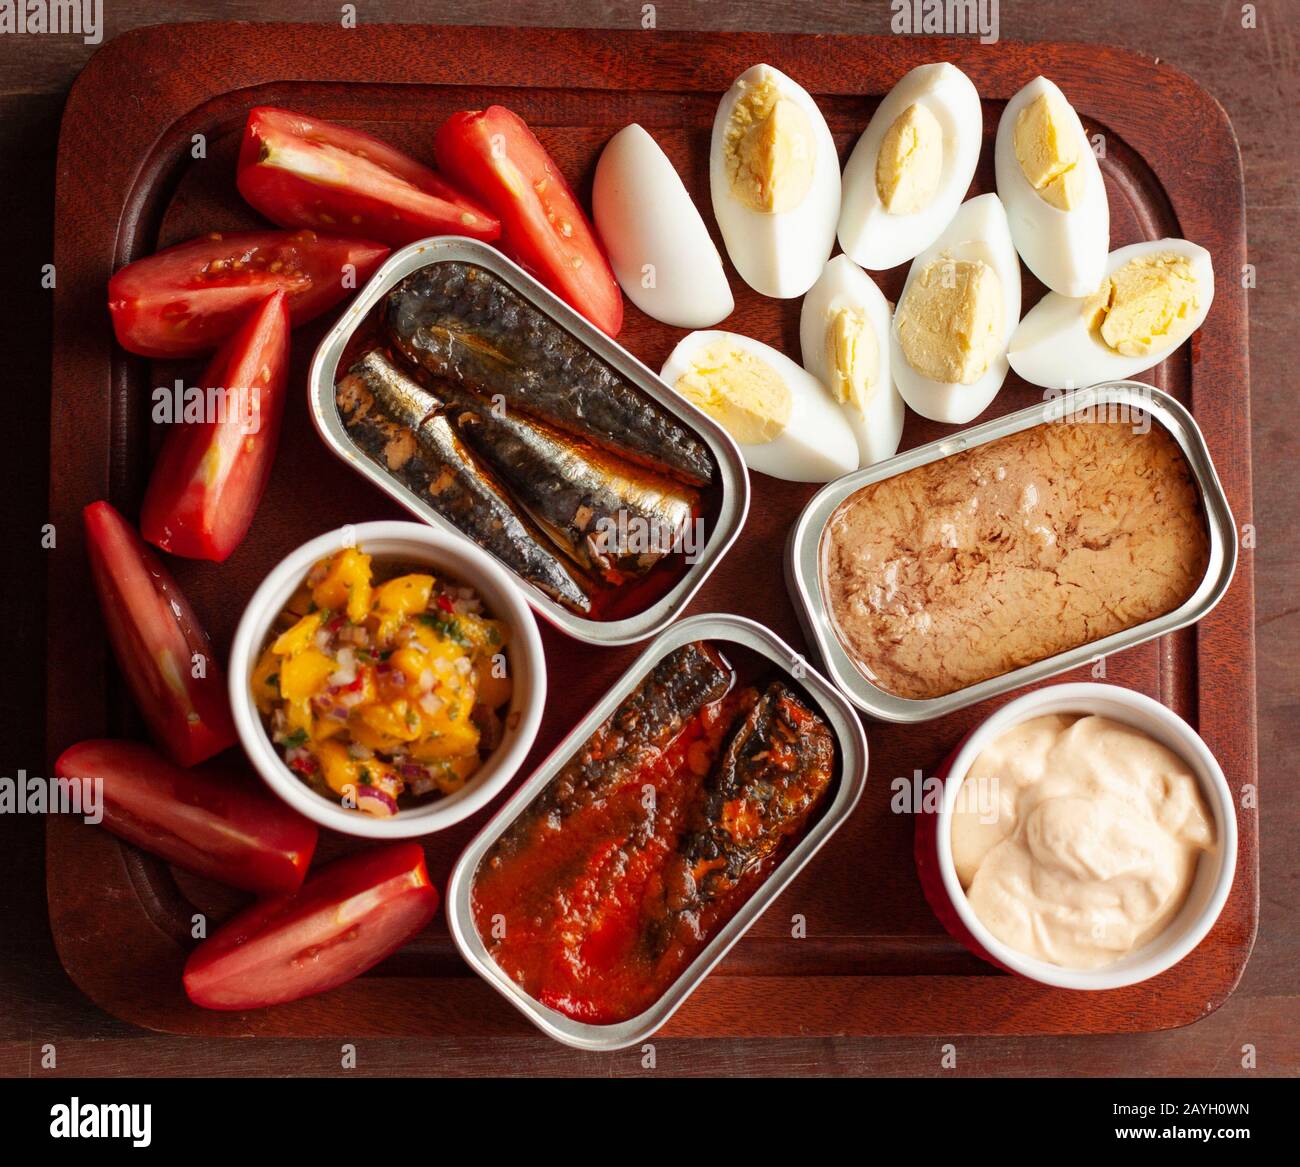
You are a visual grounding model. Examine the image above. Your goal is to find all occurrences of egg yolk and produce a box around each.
[897,256,1003,385]
[724,73,815,213]
[1082,252,1201,357]
[1014,91,1086,211]
[825,306,879,410]
[875,102,944,214]
[673,340,792,445]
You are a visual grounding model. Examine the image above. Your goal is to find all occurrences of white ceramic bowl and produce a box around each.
[228,521,545,839]
[916,683,1237,990]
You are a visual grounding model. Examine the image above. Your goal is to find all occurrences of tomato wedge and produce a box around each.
[55,740,318,895]
[140,291,290,562]
[83,501,237,766]
[183,843,439,1010]
[434,106,623,336]
[108,229,389,358]
[237,105,500,248]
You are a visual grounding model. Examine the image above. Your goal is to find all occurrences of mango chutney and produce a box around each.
[252,547,511,817]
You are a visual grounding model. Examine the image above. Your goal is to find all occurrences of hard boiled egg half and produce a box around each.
[799,255,904,468]
[995,76,1109,296]
[1008,238,1214,390]
[838,63,982,271]
[709,64,841,299]
[661,331,858,483]
[593,124,734,328]
[891,193,1021,425]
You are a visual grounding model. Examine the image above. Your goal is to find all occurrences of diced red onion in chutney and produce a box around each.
[356,786,398,817]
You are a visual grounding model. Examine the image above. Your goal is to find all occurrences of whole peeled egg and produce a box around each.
[661,330,859,483]
[709,64,841,299]
[838,62,982,271]
[592,124,734,328]
[799,255,904,468]
[995,76,1109,297]
[890,193,1022,425]
[1008,238,1214,390]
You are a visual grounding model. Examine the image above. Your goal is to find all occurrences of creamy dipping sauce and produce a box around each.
[951,713,1216,969]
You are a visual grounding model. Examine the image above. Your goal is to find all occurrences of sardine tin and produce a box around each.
[338,350,594,613]
[785,383,1238,723]
[387,260,716,486]
[427,375,698,584]
[309,236,750,646]
[444,613,870,1051]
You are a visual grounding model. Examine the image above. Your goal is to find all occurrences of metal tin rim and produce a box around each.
[308,236,751,647]
[786,382,1238,723]
[443,612,870,1051]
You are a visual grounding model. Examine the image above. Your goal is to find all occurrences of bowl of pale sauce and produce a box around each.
[914,682,1237,989]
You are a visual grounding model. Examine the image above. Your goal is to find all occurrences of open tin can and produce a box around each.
[786,382,1238,723]
[444,612,869,1050]
[308,236,750,646]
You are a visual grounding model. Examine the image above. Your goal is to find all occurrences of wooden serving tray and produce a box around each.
[46,23,1256,1038]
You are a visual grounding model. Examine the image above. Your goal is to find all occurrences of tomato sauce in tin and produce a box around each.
[471,642,836,1024]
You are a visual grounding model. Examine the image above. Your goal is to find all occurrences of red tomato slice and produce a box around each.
[83,501,237,766]
[237,105,500,248]
[183,843,440,1010]
[140,291,290,562]
[55,739,318,896]
[108,229,389,358]
[433,106,624,336]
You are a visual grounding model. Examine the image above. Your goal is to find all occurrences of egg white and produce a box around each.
[1007,238,1215,391]
[837,62,983,272]
[890,193,1022,425]
[799,254,904,468]
[660,330,859,483]
[995,76,1109,297]
[709,64,841,299]
[593,124,734,328]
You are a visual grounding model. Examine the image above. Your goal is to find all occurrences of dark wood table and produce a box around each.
[4,0,1296,1077]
